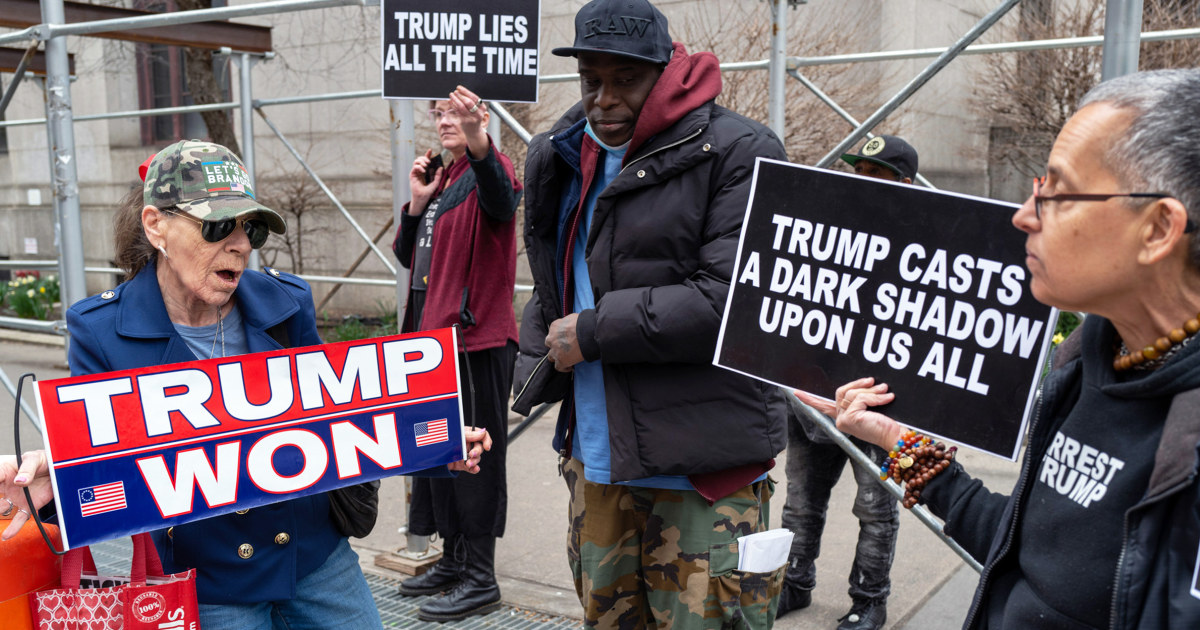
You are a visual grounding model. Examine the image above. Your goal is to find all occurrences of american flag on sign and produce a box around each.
[79,481,127,517]
[414,419,449,447]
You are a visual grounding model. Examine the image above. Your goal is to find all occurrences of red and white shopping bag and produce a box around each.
[29,533,199,630]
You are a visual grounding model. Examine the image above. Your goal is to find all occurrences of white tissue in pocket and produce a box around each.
[736,528,794,573]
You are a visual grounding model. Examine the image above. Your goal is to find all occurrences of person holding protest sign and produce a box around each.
[392,84,521,622]
[514,0,788,626]
[797,69,1200,629]
[33,139,493,630]
[776,135,919,629]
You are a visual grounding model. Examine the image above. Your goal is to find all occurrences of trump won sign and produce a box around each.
[36,327,465,549]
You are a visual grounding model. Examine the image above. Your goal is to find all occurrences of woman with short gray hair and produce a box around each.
[802,68,1200,629]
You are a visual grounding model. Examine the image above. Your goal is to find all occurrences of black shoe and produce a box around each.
[416,536,502,622]
[417,580,503,622]
[775,580,812,618]
[397,555,462,596]
[837,601,887,630]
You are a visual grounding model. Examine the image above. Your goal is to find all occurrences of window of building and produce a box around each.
[133,0,230,145]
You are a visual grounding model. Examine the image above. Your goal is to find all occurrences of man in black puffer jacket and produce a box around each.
[514,0,788,627]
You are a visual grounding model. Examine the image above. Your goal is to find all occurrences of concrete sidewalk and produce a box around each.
[2,336,1017,629]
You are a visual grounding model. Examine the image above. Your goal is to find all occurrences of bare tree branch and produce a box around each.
[977,0,1199,181]
[175,0,240,154]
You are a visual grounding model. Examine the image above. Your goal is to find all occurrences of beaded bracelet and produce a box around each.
[879,429,957,509]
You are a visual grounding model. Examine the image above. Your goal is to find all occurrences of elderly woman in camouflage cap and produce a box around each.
[5,140,492,630]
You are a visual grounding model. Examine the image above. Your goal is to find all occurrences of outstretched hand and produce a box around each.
[448,427,493,474]
[447,85,490,160]
[1,450,54,540]
[793,377,903,450]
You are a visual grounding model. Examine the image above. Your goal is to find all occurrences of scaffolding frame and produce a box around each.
[1,0,1192,574]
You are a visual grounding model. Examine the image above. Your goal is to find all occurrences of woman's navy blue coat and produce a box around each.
[65,260,341,604]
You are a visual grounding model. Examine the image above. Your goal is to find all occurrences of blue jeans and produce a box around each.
[780,412,899,604]
[197,538,382,630]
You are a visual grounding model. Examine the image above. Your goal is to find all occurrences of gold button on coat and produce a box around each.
[637,169,646,178]
[274,533,291,545]
[166,527,174,539]
[235,509,249,515]
[703,143,712,151]
[238,543,254,559]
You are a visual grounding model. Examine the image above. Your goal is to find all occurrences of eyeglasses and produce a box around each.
[427,109,459,124]
[169,209,271,249]
[1031,177,1172,221]
[1031,177,1194,233]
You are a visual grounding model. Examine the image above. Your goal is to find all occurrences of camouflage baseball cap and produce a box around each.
[142,140,286,234]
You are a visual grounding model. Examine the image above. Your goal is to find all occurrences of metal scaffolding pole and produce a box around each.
[0,367,43,435]
[402,26,1200,87]
[767,0,787,142]
[4,30,1195,131]
[789,27,1200,66]
[488,102,532,145]
[0,0,365,47]
[0,316,62,334]
[816,0,1021,168]
[488,109,502,154]
[235,53,262,271]
[1102,0,1144,80]
[388,99,429,558]
[0,101,241,128]
[793,400,983,573]
[0,40,38,116]
[41,0,87,327]
[787,68,937,189]
[389,99,413,323]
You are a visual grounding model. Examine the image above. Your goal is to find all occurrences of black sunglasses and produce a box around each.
[169,209,271,249]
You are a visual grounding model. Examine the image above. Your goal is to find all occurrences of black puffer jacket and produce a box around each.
[515,44,788,483]
[923,317,1200,629]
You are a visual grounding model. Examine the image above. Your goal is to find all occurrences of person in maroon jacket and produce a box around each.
[392,84,522,623]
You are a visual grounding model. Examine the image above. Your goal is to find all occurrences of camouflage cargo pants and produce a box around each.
[562,458,784,629]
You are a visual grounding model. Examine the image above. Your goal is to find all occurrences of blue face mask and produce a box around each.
[585,120,631,154]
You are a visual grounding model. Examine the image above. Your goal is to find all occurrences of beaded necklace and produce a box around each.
[1112,312,1200,372]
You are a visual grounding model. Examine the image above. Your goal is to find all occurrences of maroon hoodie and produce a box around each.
[625,42,723,161]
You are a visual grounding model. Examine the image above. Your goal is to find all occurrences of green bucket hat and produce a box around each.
[142,140,286,234]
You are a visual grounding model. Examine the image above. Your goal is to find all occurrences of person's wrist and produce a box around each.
[882,424,905,450]
[882,429,957,508]
[466,130,489,157]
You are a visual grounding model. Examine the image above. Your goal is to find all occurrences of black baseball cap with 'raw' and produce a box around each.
[552,0,673,65]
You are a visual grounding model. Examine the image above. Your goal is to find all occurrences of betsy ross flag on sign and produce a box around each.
[415,419,449,447]
[79,481,127,517]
